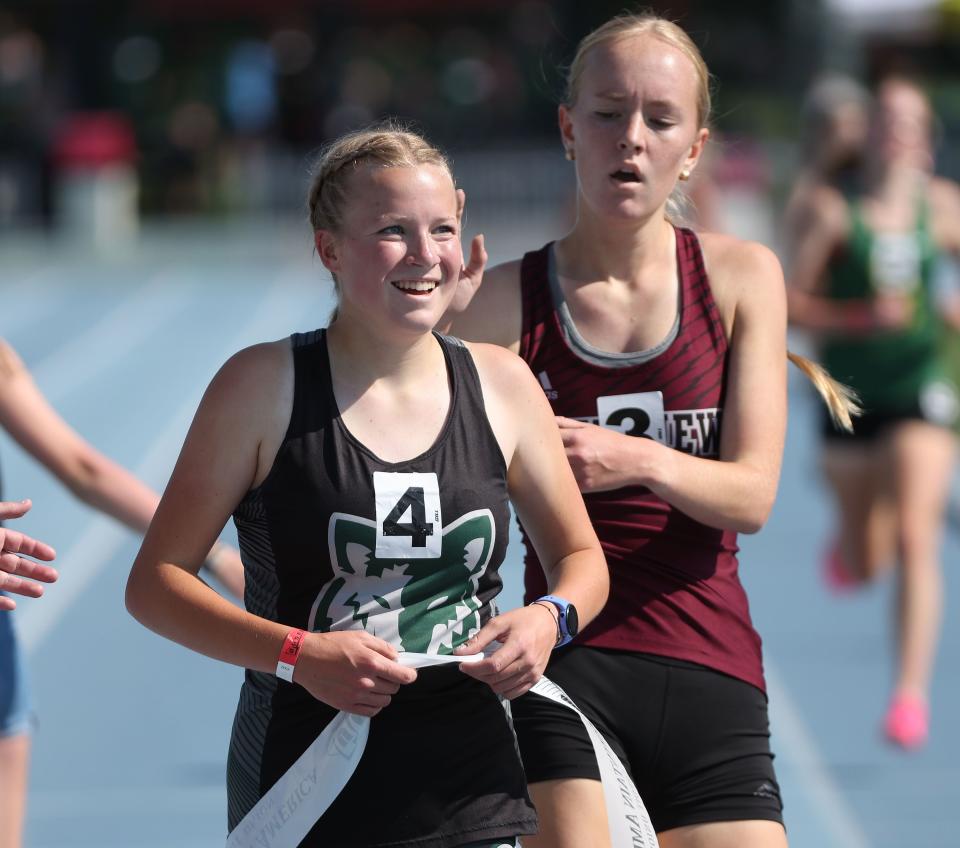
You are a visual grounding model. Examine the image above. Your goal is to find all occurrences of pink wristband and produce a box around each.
[276,628,306,682]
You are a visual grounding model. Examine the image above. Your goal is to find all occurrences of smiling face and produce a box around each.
[560,32,708,222]
[316,163,462,336]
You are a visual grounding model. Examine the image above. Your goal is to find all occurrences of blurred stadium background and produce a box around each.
[1,0,959,241]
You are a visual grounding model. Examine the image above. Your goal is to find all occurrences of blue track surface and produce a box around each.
[3,219,959,847]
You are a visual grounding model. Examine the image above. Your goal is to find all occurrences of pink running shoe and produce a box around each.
[822,541,860,593]
[884,694,929,750]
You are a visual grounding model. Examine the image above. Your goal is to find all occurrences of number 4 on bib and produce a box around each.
[373,472,443,558]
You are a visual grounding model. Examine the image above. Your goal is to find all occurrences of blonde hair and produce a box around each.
[566,11,712,128]
[565,12,710,225]
[307,121,453,233]
[788,352,860,432]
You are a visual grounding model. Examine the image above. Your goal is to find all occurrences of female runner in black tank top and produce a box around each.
[126,126,609,848]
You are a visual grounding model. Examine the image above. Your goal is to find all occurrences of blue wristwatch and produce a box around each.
[535,595,579,648]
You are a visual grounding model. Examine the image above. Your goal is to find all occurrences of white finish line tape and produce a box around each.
[226,652,658,848]
[531,675,658,848]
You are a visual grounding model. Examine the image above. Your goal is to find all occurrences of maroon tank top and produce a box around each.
[518,227,765,692]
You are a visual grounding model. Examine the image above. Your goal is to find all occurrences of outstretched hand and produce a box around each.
[0,499,58,610]
[453,604,558,699]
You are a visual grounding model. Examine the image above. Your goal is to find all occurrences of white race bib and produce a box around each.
[373,472,442,559]
[597,391,666,443]
[870,233,921,295]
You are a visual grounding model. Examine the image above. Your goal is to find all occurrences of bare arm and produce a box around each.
[503,358,608,615]
[0,339,246,599]
[930,179,960,331]
[646,239,787,532]
[456,347,608,697]
[125,343,416,715]
[785,187,911,334]
[937,294,960,334]
[0,339,160,531]
[445,260,524,352]
[787,187,859,333]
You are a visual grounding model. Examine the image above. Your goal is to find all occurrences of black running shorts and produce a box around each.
[821,381,959,443]
[511,646,784,833]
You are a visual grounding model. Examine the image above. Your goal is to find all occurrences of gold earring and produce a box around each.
[679,168,691,181]
[565,148,575,161]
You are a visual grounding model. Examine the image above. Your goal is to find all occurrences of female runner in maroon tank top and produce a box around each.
[448,12,854,848]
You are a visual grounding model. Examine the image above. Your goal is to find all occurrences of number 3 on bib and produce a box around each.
[373,472,444,558]
[596,391,666,443]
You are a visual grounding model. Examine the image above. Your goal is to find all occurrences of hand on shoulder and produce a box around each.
[447,259,523,350]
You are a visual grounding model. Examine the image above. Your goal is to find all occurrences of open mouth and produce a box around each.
[392,279,439,295]
[611,169,642,183]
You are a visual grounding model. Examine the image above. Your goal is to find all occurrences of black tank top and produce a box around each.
[226,330,536,846]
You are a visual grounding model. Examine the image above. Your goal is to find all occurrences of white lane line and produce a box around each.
[766,660,871,848]
[27,272,193,405]
[19,267,321,657]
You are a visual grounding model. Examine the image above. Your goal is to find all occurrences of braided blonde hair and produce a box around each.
[308,121,452,233]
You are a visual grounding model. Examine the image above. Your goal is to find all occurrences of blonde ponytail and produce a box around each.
[787,351,861,432]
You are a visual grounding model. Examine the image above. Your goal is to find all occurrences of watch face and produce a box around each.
[565,604,579,638]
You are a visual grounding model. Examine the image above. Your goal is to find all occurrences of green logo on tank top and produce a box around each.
[310,510,496,653]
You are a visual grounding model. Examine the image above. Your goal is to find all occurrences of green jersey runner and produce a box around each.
[821,199,958,427]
